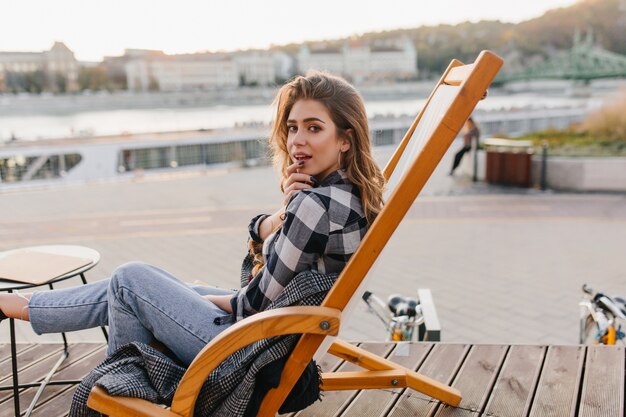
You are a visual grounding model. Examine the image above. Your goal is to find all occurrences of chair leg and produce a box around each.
[327,339,462,406]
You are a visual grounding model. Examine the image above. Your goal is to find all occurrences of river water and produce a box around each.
[0,90,615,142]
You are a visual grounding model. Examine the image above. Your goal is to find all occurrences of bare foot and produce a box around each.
[0,293,31,321]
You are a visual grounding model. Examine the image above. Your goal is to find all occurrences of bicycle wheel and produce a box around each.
[580,314,599,344]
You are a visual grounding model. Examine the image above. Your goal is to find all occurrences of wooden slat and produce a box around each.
[29,384,78,417]
[3,344,106,417]
[2,342,621,417]
[0,344,106,417]
[0,343,96,412]
[578,345,625,417]
[528,345,585,417]
[387,344,469,417]
[0,344,65,398]
[340,343,432,417]
[433,345,508,417]
[295,343,394,417]
[482,345,546,417]
[0,343,36,363]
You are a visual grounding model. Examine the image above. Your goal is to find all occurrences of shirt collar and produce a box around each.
[319,169,347,187]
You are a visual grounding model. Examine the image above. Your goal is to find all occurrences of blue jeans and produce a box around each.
[28,262,235,366]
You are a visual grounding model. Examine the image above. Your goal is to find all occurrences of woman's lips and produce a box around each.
[293,154,312,163]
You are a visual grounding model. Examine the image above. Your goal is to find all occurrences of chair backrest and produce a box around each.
[258,50,503,414]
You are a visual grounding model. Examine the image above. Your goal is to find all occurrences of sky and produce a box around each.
[1,0,580,62]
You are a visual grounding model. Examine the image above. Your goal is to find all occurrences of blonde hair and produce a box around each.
[270,71,385,223]
[250,71,386,275]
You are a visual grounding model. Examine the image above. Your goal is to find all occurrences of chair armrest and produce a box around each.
[170,305,341,417]
[87,386,181,417]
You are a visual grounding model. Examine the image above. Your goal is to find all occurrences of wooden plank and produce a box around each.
[528,345,585,417]
[0,344,64,392]
[16,344,106,417]
[1,343,51,375]
[578,346,625,417]
[340,343,432,417]
[0,344,106,417]
[1,344,91,395]
[433,344,508,417]
[387,344,469,417]
[482,345,546,417]
[0,343,36,361]
[29,384,78,417]
[295,342,394,417]
[283,340,348,417]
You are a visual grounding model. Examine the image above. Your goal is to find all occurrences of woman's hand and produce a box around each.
[282,161,317,206]
[202,294,233,314]
[257,162,317,241]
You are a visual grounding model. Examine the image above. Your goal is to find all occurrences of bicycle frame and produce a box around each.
[579,284,625,345]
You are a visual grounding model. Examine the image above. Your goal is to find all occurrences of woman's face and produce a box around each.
[286,99,349,180]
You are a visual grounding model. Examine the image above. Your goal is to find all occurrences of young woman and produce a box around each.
[0,72,385,366]
[450,116,480,176]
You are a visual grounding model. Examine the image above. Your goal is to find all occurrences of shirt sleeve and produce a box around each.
[248,214,270,243]
[232,191,330,319]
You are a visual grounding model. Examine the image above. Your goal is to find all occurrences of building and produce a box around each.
[297,37,418,83]
[125,49,287,92]
[232,50,276,86]
[273,51,296,83]
[125,52,239,92]
[0,42,79,92]
[102,49,168,90]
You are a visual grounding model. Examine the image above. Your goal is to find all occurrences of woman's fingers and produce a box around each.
[286,161,303,175]
[283,172,316,188]
[283,162,318,205]
[283,181,312,205]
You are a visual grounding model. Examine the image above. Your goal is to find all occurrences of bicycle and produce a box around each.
[579,284,626,345]
[362,291,425,341]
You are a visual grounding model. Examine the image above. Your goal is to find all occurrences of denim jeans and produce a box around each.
[28,262,235,365]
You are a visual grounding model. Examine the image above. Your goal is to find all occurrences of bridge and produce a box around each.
[497,31,626,83]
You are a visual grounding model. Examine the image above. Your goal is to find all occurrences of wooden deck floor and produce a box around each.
[1,342,624,416]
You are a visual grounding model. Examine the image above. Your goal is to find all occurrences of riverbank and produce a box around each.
[3,78,625,118]
[0,81,438,116]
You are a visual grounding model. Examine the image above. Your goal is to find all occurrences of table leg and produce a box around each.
[8,311,21,417]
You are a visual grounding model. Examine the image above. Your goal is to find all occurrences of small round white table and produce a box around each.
[0,245,107,417]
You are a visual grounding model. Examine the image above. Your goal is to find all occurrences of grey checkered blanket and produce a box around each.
[69,267,338,417]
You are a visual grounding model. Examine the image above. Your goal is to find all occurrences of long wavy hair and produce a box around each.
[249,71,386,275]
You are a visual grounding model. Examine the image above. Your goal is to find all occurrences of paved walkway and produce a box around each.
[1,143,625,346]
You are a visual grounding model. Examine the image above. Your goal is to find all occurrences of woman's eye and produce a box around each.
[287,125,297,133]
[308,125,321,132]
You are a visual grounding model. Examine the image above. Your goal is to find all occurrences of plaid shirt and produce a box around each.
[232,170,367,320]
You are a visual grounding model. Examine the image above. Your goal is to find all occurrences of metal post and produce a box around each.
[540,141,548,191]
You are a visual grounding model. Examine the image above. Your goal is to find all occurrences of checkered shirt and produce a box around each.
[232,169,367,320]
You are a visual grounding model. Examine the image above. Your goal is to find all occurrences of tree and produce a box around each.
[78,66,109,91]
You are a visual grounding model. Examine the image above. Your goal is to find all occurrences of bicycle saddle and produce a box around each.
[596,294,626,320]
[388,294,419,317]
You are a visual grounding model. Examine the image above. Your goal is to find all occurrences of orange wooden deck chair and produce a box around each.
[87,50,503,417]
